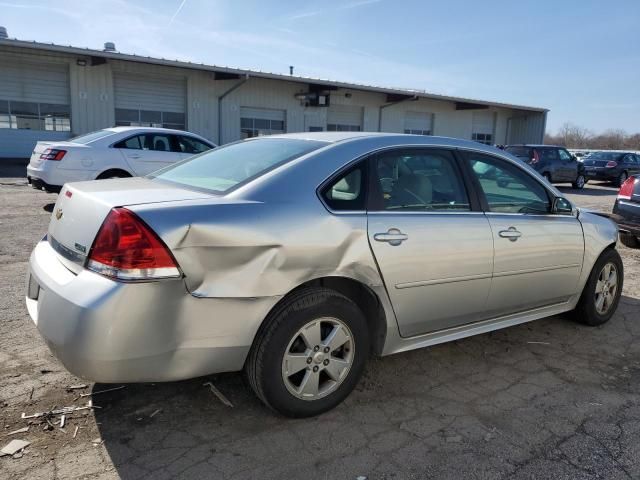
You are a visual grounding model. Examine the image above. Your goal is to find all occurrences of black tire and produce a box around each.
[620,233,639,249]
[615,171,628,188]
[572,174,586,190]
[572,248,623,326]
[245,287,369,418]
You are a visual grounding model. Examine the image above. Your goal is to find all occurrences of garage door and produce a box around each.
[327,105,363,131]
[0,61,71,158]
[404,111,433,135]
[472,111,495,145]
[113,72,186,130]
[240,107,286,138]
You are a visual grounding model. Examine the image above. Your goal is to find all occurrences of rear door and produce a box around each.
[365,148,494,337]
[115,133,182,175]
[623,154,640,176]
[175,135,213,160]
[463,151,584,317]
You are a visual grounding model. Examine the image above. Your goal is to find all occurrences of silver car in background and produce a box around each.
[26,133,623,417]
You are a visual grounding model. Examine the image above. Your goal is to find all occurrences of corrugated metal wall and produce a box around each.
[0,44,547,158]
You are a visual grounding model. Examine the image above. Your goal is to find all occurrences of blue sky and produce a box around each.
[2,0,639,133]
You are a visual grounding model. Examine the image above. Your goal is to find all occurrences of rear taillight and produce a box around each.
[531,150,539,164]
[86,208,180,281]
[618,177,637,200]
[606,161,618,168]
[39,148,67,161]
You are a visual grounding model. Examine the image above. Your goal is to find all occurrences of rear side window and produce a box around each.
[114,135,143,150]
[177,135,212,154]
[505,147,531,158]
[371,149,470,211]
[322,164,366,211]
[465,152,551,214]
[539,148,559,162]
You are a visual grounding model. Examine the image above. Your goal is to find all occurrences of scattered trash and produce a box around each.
[60,414,66,429]
[21,402,97,420]
[66,384,88,391]
[91,438,103,446]
[28,387,34,401]
[0,439,30,457]
[73,426,79,438]
[79,386,125,398]
[527,341,551,345]
[5,427,29,437]
[40,369,53,374]
[356,476,368,480]
[590,402,603,406]
[149,409,162,418]
[203,382,234,408]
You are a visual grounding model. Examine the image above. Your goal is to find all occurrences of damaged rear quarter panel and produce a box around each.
[131,199,384,299]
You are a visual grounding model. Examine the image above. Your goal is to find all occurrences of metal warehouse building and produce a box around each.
[0,32,548,159]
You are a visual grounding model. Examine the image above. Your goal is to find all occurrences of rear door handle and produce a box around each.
[129,154,141,159]
[374,228,408,246]
[498,226,522,242]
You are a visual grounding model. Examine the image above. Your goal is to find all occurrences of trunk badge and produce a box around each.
[55,208,63,220]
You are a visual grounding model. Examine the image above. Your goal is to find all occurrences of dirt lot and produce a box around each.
[1,172,639,480]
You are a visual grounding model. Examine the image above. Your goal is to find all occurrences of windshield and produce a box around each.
[69,130,117,144]
[588,152,624,161]
[151,138,327,193]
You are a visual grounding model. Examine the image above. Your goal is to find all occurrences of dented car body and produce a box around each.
[26,133,622,416]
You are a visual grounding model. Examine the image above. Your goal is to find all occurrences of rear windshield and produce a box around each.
[505,147,531,157]
[69,130,117,144]
[151,138,327,194]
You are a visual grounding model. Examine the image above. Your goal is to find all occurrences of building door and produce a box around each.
[327,105,363,131]
[304,111,324,132]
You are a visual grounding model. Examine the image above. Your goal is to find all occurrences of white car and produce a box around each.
[26,127,215,192]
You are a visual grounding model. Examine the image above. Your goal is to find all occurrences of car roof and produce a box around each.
[104,126,204,136]
[506,144,562,148]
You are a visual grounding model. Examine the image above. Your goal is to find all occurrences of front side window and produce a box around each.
[465,152,551,214]
[114,135,143,150]
[177,136,212,154]
[558,149,572,161]
[152,138,326,194]
[371,149,470,211]
[146,134,173,152]
[539,148,559,163]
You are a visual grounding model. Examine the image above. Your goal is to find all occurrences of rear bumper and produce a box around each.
[26,164,94,192]
[612,200,640,236]
[26,240,280,383]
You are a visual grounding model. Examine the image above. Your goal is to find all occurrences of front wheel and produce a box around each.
[245,288,369,417]
[572,174,586,190]
[572,248,623,326]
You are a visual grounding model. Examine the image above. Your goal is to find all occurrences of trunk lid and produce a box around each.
[47,177,212,273]
[28,141,88,167]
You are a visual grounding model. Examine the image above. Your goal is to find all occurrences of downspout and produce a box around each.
[378,95,418,132]
[217,74,249,144]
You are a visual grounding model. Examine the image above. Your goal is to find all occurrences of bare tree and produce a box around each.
[545,124,638,150]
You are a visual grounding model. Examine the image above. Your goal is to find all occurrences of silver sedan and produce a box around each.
[26,133,623,417]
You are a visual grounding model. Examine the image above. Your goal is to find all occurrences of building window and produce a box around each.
[472,133,493,145]
[327,124,361,132]
[115,108,185,130]
[240,117,285,138]
[0,99,71,132]
[404,129,431,135]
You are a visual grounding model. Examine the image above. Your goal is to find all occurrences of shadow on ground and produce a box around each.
[94,297,640,479]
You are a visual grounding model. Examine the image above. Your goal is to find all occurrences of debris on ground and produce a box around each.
[79,386,125,398]
[66,384,88,391]
[203,381,234,408]
[0,439,31,457]
[527,341,551,345]
[149,408,162,418]
[21,403,97,420]
[73,426,79,438]
[92,438,103,446]
[5,427,29,437]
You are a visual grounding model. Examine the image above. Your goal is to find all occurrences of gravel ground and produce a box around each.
[1,173,639,480]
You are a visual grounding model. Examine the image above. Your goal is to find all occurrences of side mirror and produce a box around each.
[552,197,573,215]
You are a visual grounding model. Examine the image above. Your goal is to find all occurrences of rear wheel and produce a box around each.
[620,233,639,249]
[572,248,623,326]
[96,169,132,180]
[616,171,628,188]
[572,174,586,190]
[245,288,369,417]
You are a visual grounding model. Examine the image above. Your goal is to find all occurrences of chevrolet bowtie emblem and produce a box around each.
[55,208,63,220]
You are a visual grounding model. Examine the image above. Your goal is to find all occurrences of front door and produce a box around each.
[463,151,584,317]
[116,133,181,175]
[558,148,578,182]
[366,148,494,337]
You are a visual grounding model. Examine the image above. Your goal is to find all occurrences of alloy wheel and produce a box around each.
[594,262,618,315]
[281,317,354,401]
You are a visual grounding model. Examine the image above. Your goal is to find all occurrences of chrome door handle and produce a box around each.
[374,228,408,246]
[498,226,522,242]
[129,154,141,159]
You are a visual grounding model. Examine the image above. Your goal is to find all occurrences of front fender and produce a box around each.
[577,209,618,294]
